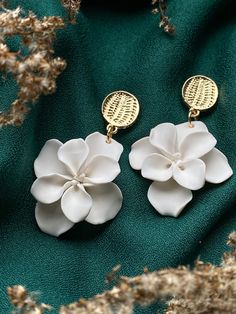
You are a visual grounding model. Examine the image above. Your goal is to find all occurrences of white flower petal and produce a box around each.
[58,139,89,175]
[173,159,206,190]
[85,183,122,224]
[141,153,172,182]
[148,180,193,217]
[31,174,69,204]
[85,132,123,163]
[34,139,69,178]
[84,156,120,184]
[129,137,158,170]
[201,148,233,183]
[176,121,208,146]
[149,123,177,157]
[180,131,217,160]
[35,201,74,237]
[61,185,92,223]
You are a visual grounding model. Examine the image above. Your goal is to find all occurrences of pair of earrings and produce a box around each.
[31,76,233,237]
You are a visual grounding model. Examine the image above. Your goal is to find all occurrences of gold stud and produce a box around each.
[102,91,140,143]
[182,75,218,127]
[182,75,218,111]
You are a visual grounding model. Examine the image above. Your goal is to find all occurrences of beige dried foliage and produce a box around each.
[61,0,82,24]
[0,6,66,126]
[151,0,175,34]
[8,285,52,314]
[8,232,236,314]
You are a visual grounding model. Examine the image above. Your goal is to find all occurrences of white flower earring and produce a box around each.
[129,76,233,217]
[31,91,140,236]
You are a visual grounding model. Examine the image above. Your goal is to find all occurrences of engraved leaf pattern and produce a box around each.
[103,92,139,128]
[183,77,218,110]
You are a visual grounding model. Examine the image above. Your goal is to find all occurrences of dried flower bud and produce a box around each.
[8,286,52,314]
[7,285,27,307]
[151,0,175,35]
[152,8,159,14]
[163,23,176,34]
[61,0,82,24]
[227,232,236,247]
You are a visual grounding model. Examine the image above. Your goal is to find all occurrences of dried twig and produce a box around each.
[0,6,66,126]
[61,0,81,24]
[151,0,175,34]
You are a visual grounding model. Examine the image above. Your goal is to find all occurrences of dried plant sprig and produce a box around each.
[59,261,236,313]
[105,264,122,284]
[151,0,175,34]
[0,7,66,127]
[8,285,52,314]
[61,0,81,24]
[8,232,236,314]
[0,1,6,9]
[227,231,236,247]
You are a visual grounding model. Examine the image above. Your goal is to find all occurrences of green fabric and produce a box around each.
[1,0,236,312]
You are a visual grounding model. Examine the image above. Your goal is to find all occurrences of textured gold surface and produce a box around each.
[102,91,140,129]
[182,75,218,111]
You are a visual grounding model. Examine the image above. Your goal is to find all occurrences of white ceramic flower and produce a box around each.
[129,121,233,217]
[31,132,123,237]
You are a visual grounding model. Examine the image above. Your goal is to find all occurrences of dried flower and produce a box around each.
[61,0,82,24]
[227,231,236,247]
[151,0,175,34]
[8,285,52,314]
[0,6,66,127]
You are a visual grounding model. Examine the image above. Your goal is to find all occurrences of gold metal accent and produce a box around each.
[106,124,118,144]
[102,91,140,142]
[188,108,200,128]
[182,75,218,111]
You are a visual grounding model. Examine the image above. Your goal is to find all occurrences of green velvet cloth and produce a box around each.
[0,0,236,312]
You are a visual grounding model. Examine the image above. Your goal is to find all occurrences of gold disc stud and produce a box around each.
[102,91,140,129]
[182,75,218,111]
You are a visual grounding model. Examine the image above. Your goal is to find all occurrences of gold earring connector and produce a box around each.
[106,124,118,143]
[188,108,200,128]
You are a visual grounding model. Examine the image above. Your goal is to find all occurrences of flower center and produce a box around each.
[172,152,182,162]
[72,173,86,184]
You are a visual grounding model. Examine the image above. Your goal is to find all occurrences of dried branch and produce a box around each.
[61,0,81,24]
[0,6,66,126]
[8,232,236,314]
[59,260,236,313]
[151,0,175,34]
